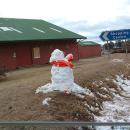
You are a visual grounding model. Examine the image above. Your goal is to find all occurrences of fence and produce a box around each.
[0,121,130,130]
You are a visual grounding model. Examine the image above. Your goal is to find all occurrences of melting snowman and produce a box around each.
[36,49,91,96]
[50,49,74,94]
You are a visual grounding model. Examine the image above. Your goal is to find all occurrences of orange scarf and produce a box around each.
[50,60,74,68]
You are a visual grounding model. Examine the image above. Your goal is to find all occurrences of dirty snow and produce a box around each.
[42,97,51,106]
[113,75,130,96]
[95,75,130,122]
[111,59,124,63]
[36,82,93,97]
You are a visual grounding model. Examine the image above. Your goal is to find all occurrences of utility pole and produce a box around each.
[107,41,110,58]
[125,39,128,56]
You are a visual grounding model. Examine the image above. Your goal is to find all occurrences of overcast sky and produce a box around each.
[0,0,130,44]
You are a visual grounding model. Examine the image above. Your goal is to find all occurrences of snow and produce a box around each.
[42,97,51,106]
[49,49,64,62]
[111,59,124,63]
[36,82,93,97]
[113,75,130,96]
[92,81,103,87]
[105,78,110,81]
[95,75,130,122]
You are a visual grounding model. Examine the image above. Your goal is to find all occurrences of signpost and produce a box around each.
[100,29,130,56]
[100,29,130,41]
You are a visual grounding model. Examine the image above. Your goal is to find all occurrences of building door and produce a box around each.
[16,45,32,67]
[32,47,41,64]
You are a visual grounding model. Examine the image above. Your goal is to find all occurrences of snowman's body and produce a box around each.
[50,49,74,92]
[51,66,74,91]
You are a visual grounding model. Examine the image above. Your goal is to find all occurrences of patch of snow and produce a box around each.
[42,97,51,106]
[111,59,124,63]
[76,94,85,99]
[95,95,130,122]
[99,81,103,85]
[105,78,110,81]
[96,92,109,98]
[36,82,93,97]
[92,81,103,87]
[95,75,130,122]
[125,63,130,69]
[102,87,108,91]
[113,75,130,96]
[49,49,64,62]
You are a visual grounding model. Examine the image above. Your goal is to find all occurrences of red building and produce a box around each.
[78,41,101,59]
[0,18,86,70]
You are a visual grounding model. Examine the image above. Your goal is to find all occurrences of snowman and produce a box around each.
[49,49,74,94]
[36,49,91,96]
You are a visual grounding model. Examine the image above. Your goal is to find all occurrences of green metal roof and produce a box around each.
[79,41,99,46]
[0,18,86,42]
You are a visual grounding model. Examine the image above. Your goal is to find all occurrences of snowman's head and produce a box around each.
[50,49,65,62]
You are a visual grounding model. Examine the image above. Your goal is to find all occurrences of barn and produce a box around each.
[0,18,86,70]
[78,41,101,59]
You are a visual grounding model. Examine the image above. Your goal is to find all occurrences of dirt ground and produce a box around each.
[0,53,130,121]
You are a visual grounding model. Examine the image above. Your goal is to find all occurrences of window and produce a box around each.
[33,47,40,58]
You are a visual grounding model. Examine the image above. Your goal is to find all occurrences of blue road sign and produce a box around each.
[100,29,130,41]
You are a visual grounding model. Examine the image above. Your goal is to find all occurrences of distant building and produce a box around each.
[0,18,86,70]
[78,41,101,58]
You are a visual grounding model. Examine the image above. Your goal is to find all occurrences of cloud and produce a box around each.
[49,14,130,44]
[0,0,130,44]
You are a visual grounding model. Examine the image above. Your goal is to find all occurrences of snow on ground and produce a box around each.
[42,97,51,106]
[111,59,124,63]
[95,75,130,122]
[113,75,130,96]
[36,82,94,98]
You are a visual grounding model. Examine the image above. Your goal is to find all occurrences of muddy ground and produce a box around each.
[0,53,130,121]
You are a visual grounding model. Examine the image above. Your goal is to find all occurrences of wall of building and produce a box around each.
[0,44,16,70]
[0,39,79,70]
[78,45,101,59]
[31,40,79,65]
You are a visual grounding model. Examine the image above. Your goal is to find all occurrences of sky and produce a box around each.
[0,0,130,44]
